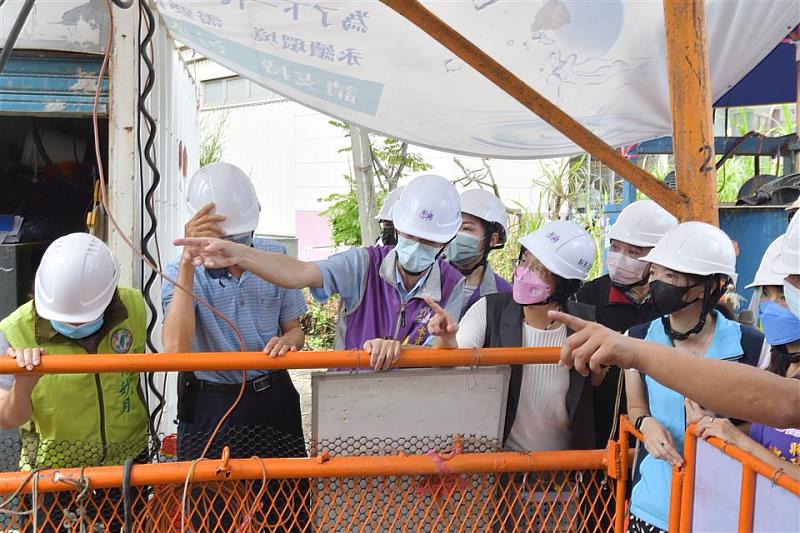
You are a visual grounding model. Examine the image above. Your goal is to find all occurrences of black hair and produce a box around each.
[484,220,506,249]
[767,344,800,378]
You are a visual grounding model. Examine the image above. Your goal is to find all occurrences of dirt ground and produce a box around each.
[289,369,314,443]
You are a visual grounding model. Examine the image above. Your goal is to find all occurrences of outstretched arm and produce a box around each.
[550,311,800,429]
[175,237,324,289]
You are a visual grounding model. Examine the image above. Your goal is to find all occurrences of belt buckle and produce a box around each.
[252,375,272,392]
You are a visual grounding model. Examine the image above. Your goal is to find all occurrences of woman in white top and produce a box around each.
[430,220,599,451]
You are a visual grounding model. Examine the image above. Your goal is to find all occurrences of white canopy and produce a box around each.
[6,0,797,158]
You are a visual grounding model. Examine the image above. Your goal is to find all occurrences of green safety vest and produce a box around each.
[0,287,149,470]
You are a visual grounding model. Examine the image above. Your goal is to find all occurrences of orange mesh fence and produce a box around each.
[1,348,626,532]
[0,449,619,533]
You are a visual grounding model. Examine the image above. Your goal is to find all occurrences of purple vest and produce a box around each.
[465,272,512,311]
[343,246,463,349]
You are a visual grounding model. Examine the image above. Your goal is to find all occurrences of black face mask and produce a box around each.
[649,280,700,316]
[381,224,397,247]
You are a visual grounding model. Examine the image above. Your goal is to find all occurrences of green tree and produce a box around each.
[320,122,431,246]
[319,175,378,247]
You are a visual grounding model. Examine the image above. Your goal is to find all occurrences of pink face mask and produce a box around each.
[606,251,648,286]
[512,266,552,305]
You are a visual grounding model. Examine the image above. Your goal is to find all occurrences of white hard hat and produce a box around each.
[745,235,786,289]
[392,174,461,244]
[608,200,678,248]
[186,162,260,235]
[641,221,738,284]
[775,214,800,275]
[35,233,119,323]
[460,189,508,230]
[519,220,595,280]
[375,186,405,221]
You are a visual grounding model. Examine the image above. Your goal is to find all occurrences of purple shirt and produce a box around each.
[463,265,512,316]
[748,376,800,465]
[313,246,465,349]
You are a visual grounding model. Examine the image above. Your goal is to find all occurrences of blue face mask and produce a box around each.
[759,300,800,346]
[784,281,800,321]
[51,317,104,340]
[395,235,442,274]
[446,232,483,265]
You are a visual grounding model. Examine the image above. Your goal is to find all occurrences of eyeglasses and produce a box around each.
[513,258,551,278]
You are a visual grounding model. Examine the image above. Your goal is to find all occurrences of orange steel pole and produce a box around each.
[668,466,683,532]
[379,0,686,219]
[614,417,634,533]
[738,467,756,532]
[0,347,559,375]
[663,0,719,225]
[679,427,698,532]
[0,449,607,494]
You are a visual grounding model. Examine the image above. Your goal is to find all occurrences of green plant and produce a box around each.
[716,104,796,202]
[199,111,229,166]
[319,175,364,247]
[328,120,431,192]
[488,207,545,281]
[301,291,339,351]
[320,122,431,245]
[531,156,591,218]
[490,156,609,282]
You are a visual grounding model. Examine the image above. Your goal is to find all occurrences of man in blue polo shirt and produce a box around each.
[175,174,465,371]
[162,162,307,461]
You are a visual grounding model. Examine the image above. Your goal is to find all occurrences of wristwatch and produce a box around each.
[634,415,651,431]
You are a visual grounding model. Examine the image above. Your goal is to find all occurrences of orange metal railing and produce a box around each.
[619,416,800,533]
[1,347,633,532]
[676,424,800,532]
[0,347,561,374]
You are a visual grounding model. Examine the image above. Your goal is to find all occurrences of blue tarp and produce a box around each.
[715,42,797,108]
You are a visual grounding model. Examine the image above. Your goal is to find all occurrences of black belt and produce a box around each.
[197,371,287,394]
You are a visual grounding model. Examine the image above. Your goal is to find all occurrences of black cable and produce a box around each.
[138,0,166,459]
[122,458,134,533]
[112,0,134,8]
[0,0,35,76]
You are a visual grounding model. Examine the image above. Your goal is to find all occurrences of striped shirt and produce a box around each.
[161,238,307,384]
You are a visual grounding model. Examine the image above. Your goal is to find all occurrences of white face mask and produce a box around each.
[784,280,800,320]
[606,251,648,286]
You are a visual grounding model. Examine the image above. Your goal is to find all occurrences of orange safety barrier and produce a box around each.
[675,424,800,533]
[618,417,800,533]
[0,348,634,532]
[0,347,561,374]
[0,447,623,532]
[617,416,686,533]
